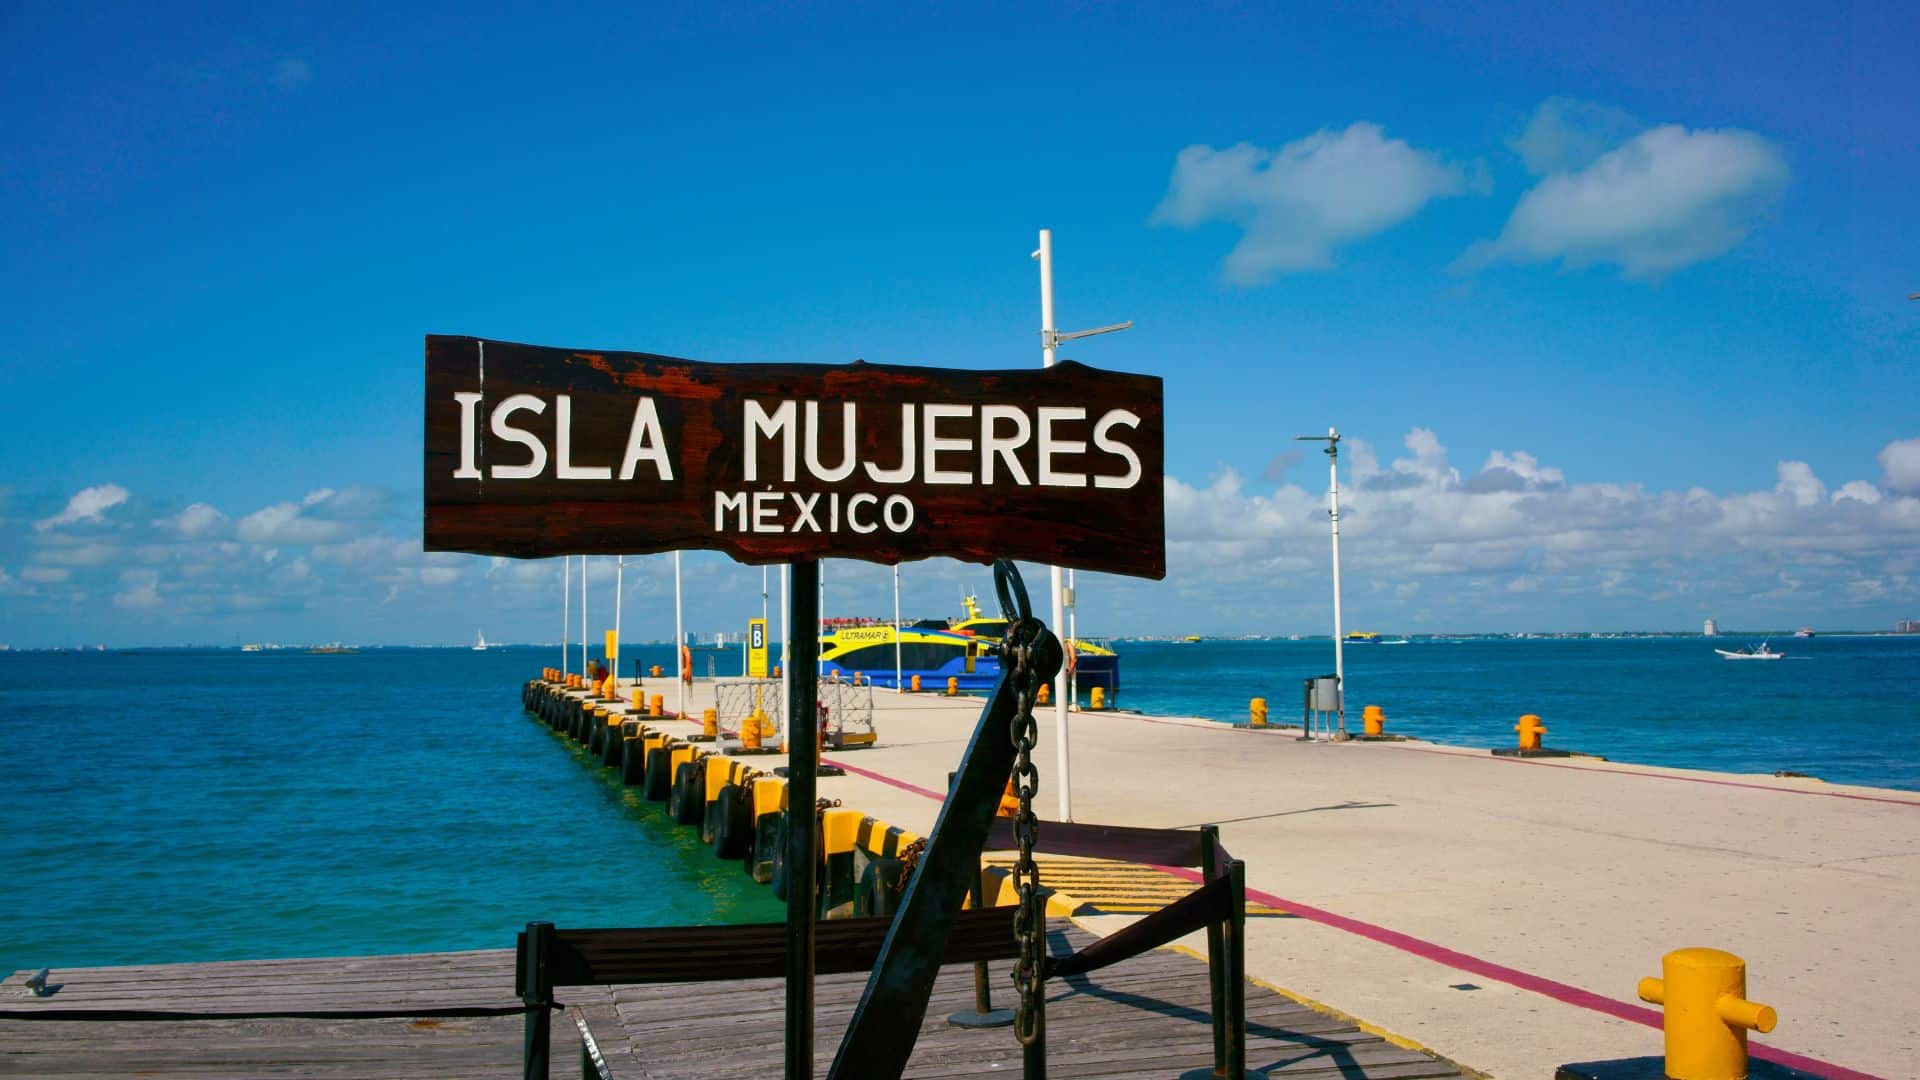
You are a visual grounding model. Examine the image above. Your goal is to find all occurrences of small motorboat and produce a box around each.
[1716,641,1783,660]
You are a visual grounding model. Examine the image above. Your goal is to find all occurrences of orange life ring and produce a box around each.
[679,644,693,684]
[1065,644,1077,675]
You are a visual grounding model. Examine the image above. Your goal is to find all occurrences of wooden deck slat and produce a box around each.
[1,922,1466,1078]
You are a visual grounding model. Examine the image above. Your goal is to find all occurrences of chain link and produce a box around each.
[1005,617,1045,1047]
[892,837,926,894]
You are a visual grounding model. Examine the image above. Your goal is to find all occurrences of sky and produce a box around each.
[2,2,1917,646]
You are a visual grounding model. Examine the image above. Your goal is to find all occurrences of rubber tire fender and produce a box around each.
[710,784,753,860]
[854,853,905,918]
[671,761,705,826]
[643,745,674,802]
[770,811,790,901]
[748,813,779,883]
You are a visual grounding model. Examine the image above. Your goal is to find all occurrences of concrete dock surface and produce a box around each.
[638,676,1916,1079]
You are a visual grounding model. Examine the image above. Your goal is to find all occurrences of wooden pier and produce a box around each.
[3,923,1465,1078]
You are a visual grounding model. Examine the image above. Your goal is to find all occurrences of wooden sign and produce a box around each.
[423,336,1165,579]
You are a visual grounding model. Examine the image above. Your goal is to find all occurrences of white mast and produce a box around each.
[1038,228,1070,822]
[561,556,570,676]
[579,555,588,678]
[1032,228,1132,822]
[615,554,624,685]
[1296,427,1346,735]
[674,551,686,718]
[893,564,903,692]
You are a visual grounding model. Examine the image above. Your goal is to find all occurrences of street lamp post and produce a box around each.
[1032,228,1132,822]
[1296,428,1346,736]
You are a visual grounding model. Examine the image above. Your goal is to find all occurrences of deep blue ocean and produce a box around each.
[2,634,1914,977]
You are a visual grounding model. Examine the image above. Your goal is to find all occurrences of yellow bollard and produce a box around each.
[1515,713,1546,751]
[632,689,643,710]
[703,708,718,738]
[945,676,959,696]
[996,778,1021,818]
[1637,948,1776,1080]
[1089,686,1105,710]
[651,664,663,678]
[1037,683,1051,705]
[772,664,781,677]
[648,693,663,717]
[1250,697,1268,728]
[1363,704,1385,737]
[741,709,764,750]
[909,674,921,693]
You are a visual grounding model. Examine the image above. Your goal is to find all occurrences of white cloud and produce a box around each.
[1774,461,1826,507]
[419,567,462,586]
[161,503,228,538]
[1153,123,1473,282]
[1509,97,1640,176]
[36,484,129,530]
[236,500,351,544]
[20,566,70,583]
[113,569,161,610]
[1463,121,1788,277]
[1880,438,1920,495]
[1162,429,1920,624]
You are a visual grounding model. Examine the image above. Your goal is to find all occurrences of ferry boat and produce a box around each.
[1344,632,1382,644]
[946,594,1119,691]
[816,595,1120,692]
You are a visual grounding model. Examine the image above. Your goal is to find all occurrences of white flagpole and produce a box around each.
[615,554,624,685]
[674,551,686,718]
[1036,228,1072,822]
[579,555,587,678]
[1328,430,1346,735]
[561,556,570,676]
[892,564,903,692]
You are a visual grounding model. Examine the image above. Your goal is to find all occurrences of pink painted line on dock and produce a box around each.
[822,753,1888,1080]
[824,757,948,801]
[1152,867,1885,1080]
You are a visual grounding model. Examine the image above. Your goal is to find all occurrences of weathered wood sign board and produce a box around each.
[423,336,1165,579]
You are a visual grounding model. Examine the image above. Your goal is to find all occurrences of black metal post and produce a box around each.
[1227,860,1248,1078]
[1023,999,1047,1079]
[945,769,1014,1030]
[520,920,553,1080]
[1201,825,1227,1076]
[785,559,821,1080]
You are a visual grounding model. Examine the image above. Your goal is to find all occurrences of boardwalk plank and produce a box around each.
[0,922,1464,1079]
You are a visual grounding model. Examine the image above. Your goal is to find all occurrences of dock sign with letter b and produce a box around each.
[748,618,769,678]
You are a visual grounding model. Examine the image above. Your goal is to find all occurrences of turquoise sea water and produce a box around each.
[1112,634,1920,791]
[2,635,1915,977]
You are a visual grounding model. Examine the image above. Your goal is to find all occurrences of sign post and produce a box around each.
[423,335,1164,1080]
[748,618,769,678]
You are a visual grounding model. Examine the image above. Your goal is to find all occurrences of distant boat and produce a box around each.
[1181,635,1202,643]
[1794,627,1815,638]
[473,629,488,652]
[309,644,359,655]
[1716,642,1783,661]
[1344,632,1381,644]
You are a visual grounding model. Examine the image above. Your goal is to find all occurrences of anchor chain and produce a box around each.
[1005,615,1045,1047]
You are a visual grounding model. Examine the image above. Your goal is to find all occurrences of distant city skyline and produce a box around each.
[3,4,1915,647]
